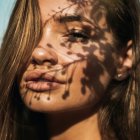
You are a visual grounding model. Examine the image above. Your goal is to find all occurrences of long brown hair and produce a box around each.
[99,0,140,139]
[0,0,140,140]
[0,0,42,139]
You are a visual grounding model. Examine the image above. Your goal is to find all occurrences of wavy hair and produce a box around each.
[0,0,140,140]
[0,0,42,139]
[99,0,140,139]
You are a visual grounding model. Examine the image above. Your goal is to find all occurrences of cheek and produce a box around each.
[18,58,112,113]
[65,42,116,94]
[70,58,112,99]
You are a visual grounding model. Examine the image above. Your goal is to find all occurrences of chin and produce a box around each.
[22,91,97,114]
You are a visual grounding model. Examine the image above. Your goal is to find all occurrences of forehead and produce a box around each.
[38,0,106,23]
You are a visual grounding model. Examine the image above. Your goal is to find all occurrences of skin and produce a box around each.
[19,0,133,139]
[19,0,117,112]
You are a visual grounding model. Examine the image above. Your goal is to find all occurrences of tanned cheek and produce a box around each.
[20,0,116,107]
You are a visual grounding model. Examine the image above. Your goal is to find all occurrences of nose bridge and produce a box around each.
[31,20,59,65]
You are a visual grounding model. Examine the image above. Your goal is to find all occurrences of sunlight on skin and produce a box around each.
[19,0,118,113]
[18,1,124,140]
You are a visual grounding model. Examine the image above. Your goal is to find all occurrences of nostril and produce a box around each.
[31,57,44,65]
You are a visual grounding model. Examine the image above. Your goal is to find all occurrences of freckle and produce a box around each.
[62,90,69,100]
[83,68,86,73]
[67,51,73,55]
[29,101,32,106]
[61,69,66,75]
[81,86,86,95]
[22,84,26,88]
[47,96,50,100]
[34,94,37,98]
[81,78,86,85]
[68,77,73,84]
[47,65,52,69]
[46,43,53,48]
[77,53,84,58]
[52,10,55,13]
[60,43,66,47]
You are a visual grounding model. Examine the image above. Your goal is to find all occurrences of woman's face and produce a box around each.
[19,0,118,113]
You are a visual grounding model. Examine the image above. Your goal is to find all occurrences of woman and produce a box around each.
[0,0,140,140]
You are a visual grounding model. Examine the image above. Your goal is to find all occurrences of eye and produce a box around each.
[64,28,90,43]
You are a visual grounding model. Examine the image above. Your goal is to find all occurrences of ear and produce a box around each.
[115,40,133,81]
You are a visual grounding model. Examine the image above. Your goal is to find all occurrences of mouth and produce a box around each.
[25,69,66,92]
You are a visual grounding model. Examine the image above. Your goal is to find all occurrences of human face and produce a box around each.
[19,0,118,113]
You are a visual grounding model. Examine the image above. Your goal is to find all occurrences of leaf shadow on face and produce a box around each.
[13,1,119,139]
[20,0,117,118]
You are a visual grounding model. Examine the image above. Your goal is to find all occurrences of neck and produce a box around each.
[46,108,101,140]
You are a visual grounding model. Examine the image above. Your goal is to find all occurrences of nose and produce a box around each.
[31,45,58,65]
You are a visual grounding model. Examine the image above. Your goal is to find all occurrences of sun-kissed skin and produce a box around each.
[19,0,133,140]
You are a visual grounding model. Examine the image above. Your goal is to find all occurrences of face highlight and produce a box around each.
[19,0,118,113]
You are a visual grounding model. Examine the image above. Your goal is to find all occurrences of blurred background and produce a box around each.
[0,0,15,46]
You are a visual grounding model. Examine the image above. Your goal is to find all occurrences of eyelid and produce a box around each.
[62,28,91,44]
[68,28,90,38]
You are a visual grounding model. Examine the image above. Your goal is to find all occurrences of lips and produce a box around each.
[25,69,65,92]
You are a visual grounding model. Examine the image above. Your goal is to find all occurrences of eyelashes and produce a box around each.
[63,28,90,43]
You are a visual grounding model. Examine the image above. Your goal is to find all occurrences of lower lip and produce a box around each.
[26,81,60,92]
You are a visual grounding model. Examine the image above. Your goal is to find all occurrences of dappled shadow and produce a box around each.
[18,0,119,139]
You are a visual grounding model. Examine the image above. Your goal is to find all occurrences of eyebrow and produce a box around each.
[59,15,82,22]
[57,14,96,27]
[43,13,97,28]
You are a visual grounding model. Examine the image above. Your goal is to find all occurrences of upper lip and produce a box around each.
[24,69,66,84]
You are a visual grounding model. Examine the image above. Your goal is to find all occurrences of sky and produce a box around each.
[0,0,15,45]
